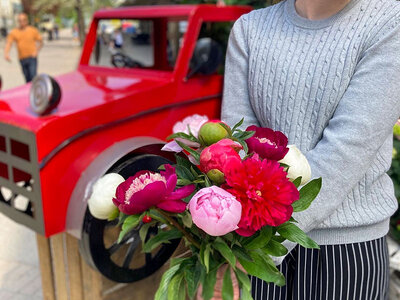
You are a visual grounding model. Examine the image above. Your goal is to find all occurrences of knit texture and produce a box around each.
[222,0,400,250]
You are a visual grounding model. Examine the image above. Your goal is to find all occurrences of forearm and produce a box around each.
[36,40,43,52]
[4,41,12,56]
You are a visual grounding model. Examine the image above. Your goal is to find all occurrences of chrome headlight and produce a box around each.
[29,74,61,115]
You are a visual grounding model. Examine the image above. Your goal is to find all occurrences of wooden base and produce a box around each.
[36,233,181,300]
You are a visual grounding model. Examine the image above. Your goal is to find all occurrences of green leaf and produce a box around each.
[219,122,233,136]
[204,244,211,273]
[184,260,202,299]
[180,211,193,228]
[149,209,168,223]
[292,176,302,188]
[143,228,183,253]
[222,267,233,300]
[201,265,219,300]
[272,235,285,243]
[167,273,185,300]
[176,140,200,163]
[277,222,319,249]
[292,178,322,212]
[154,264,181,300]
[214,238,236,269]
[263,239,288,257]
[241,287,254,300]
[175,154,200,173]
[107,208,120,221]
[244,226,272,250]
[167,132,198,143]
[175,165,195,181]
[234,268,251,291]
[232,245,253,262]
[117,211,127,226]
[232,130,255,141]
[238,251,285,286]
[177,178,192,186]
[139,222,153,243]
[204,175,212,187]
[237,138,249,154]
[280,163,290,169]
[170,257,189,268]
[190,165,202,177]
[240,130,255,140]
[232,117,244,132]
[118,214,141,243]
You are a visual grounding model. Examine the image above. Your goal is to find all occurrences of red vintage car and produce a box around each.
[0,5,251,282]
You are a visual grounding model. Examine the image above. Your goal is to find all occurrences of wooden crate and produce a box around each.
[36,233,182,300]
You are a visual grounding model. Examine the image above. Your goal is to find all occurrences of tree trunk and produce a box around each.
[76,0,86,46]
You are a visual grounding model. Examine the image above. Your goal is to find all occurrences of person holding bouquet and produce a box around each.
[222,0,400,299]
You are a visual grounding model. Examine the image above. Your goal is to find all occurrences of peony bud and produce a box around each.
[88,173,125,219]
[188,186,242,236]
[207,169,225,185]
[279,145,311,185]
[198,121,229,146]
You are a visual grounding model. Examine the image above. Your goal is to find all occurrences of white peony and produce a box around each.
[88,173,125,219]
[279,145,311,185]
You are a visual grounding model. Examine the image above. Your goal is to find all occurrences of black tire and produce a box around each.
[79,154,181,283]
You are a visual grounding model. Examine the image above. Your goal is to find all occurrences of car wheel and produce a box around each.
[79,154,181,283]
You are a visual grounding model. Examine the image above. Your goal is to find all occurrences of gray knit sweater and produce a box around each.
[221,0,400,251]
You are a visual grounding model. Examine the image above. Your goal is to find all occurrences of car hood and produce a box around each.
[0,68,172,131]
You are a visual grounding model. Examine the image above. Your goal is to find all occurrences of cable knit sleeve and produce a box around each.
[221,14,260,129]
[291,17,400,243]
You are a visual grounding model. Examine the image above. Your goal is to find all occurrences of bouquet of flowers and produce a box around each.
[88,114,322,300]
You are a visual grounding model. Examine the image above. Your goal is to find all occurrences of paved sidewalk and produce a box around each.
[0,28,81,90]
[0,28,81,300]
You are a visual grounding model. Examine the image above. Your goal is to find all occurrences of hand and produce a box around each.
[196,265,240,300]
[4,54,11,62]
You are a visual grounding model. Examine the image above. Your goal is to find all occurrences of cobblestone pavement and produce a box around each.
[0,29,81,300]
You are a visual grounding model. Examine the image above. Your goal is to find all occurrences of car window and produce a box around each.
[189,21,234,76]
[90,18,188,71]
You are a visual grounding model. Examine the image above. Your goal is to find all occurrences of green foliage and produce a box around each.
[143,228,183,252]
[292,178,322,212]
[277,222,319,249]
[390,134,400,241]
[117,214,142,243]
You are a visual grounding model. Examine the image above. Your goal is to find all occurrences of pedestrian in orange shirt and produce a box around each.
[4,13,43,83]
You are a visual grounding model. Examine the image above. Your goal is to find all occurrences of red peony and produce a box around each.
[199,139,242,174]
[246,125,289,161]
[113,165,195,215]
[223,155,299,236]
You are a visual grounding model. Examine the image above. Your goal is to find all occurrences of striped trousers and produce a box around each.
[251,237,390,300]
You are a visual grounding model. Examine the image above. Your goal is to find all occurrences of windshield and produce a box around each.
[89,18,188,71]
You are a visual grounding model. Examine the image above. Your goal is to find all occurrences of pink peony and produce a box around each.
[188,186,242,236]
[246,125,289,161]
[199,139,242,174]
[113,165,195,215]
[173,114,209,147]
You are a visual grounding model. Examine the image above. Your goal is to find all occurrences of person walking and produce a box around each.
[4,13,43,83]
[221,0,400,299]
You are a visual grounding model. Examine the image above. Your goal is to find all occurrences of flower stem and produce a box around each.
[156,209,201,249]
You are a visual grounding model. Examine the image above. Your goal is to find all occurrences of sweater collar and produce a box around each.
[284,0,362,29]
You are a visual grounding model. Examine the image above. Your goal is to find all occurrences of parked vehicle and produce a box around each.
[0,5,251,283]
